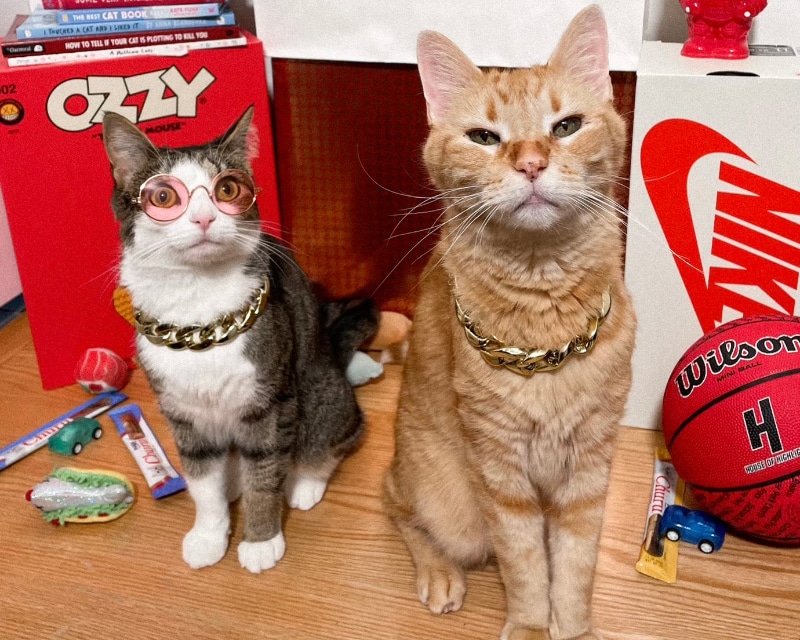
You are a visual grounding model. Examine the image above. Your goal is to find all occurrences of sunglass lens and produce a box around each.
[213,171,256,215]
[140,176,187,221]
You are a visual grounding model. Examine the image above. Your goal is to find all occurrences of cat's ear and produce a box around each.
[417,31,482,125]
[548,4,613,103]
[219,105,259,161]
[102,112,158,190]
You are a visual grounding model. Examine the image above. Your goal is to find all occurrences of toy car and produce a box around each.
[48,418,103,456]
[659,504,725,554]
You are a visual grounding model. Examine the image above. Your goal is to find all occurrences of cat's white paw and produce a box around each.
[238,533,286,574]
[286,475,328,510]
[182,525,229,569]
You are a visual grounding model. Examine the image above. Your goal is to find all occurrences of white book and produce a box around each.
[7,35,246,66]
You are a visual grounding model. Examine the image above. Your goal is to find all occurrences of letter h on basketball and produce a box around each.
[743,398,784,455]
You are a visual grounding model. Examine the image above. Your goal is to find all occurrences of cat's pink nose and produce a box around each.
[515,145,548,181]
[191,209,216,231]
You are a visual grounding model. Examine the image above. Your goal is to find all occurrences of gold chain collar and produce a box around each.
[454,287,612,376]
[133,279,269,351]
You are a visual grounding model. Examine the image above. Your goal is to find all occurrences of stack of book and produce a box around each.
[1,0,245,67]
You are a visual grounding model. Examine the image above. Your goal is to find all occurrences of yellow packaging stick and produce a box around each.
[635,446,686,583]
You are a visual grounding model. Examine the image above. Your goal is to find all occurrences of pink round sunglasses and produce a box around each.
[132,169,261,222]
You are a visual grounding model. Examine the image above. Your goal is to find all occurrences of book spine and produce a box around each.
[17,12,235,39]
[3,26,240,57]
[42,0,219,9]
[56,4,222,23]
[6,35,246,66]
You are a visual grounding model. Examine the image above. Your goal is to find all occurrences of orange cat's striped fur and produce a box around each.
[384,6,636,640]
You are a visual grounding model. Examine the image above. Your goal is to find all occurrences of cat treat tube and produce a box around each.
[0,392,128,471]
[109,404,186,499]
[635,447,687,583]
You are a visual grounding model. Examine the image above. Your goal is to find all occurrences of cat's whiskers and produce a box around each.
[570,189,629,223]
[82,256,129,298]
[265,247,301,281]
[371,209,453,295]
[235,224,308,282]
[432,197,502,271]
[430,194,493,249]
[472,201,502,256]
[388,191,483,240]
[357,143,499,288]
[589,175,632,200]
[388,187,481,243]
[356,144,444,201]
[401,189,515,277]
[371,193,489,295]
[566,188,704,276]
[393,185,481,212]
[357,145,482,229]
[127,235,180,269]
[128,214,307,287]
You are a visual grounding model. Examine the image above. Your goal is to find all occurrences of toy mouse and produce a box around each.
[680,0,768,59]
[345,311,412,386]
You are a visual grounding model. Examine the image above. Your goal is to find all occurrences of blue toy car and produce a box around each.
[659,504,726,554]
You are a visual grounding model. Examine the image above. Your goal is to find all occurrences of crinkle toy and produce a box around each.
[26,467,135,525]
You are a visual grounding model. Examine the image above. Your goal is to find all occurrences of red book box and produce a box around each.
[0,33,280,389]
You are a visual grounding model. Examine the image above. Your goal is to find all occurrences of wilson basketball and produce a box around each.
[662,314,800,544]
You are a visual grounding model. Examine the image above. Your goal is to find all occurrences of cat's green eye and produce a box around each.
[552,117,582,138]
[467,129,501,146]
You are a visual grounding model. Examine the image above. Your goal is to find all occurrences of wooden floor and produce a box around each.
[1,313,799,640]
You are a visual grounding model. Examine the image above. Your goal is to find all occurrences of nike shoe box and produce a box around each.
[624,41,800,428]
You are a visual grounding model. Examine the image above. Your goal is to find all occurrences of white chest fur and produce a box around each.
[122,256,263,441]
[138,337,259,438]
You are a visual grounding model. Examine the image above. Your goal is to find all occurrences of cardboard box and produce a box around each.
[0,33,279,389]
[624,41,800,429]
[0,189,22,307]
[254,1,645,70]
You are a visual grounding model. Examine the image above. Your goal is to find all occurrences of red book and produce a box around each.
[2,15,240,58]
[41,0,219,8]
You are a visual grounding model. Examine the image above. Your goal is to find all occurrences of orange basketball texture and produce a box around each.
[662,315,800,544]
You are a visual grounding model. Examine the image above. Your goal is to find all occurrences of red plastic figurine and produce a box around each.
[679,0,768,59]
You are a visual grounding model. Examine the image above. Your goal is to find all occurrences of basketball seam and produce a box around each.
[679,316,800,355]
[666,367,800,450]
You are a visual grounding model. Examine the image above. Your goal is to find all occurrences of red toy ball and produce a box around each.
[662,314,800,545]
[75,348,132,394]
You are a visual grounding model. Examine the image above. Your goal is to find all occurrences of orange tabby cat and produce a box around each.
[384,6,636,640]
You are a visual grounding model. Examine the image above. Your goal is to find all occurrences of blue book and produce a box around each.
[16,6,235,39]
[55,3,223,24]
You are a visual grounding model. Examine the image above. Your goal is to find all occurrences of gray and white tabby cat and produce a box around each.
[102,107,378,573]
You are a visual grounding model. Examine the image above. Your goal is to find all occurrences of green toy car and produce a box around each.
[48,418,103,456]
